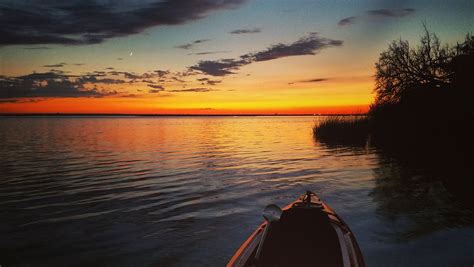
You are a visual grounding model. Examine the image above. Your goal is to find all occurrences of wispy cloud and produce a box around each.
[188,50,231,56]
[190,33,342,76]
[169,87,214,92]
[197,78,221,85]
[148,84,165,93]
[288,78,328,85]
[175,39,211,50]
[42,63,67,68]
[338,8,415,27]
[0,0,247,46]
[367,8,415,17]
[229,27,261,34]
[300,78,328,83]
[338,16,358,26]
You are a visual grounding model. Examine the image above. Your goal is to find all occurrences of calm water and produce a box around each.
[0,116,473,266]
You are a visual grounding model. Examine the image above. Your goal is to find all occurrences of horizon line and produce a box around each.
[0,113,368,117]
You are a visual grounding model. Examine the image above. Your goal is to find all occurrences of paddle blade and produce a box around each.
[263,204,282,223]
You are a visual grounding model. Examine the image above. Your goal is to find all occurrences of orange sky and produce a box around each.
[0,99,369,114]
[0,75,373,114]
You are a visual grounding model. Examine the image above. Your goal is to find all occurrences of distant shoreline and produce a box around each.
[0,113,368,117]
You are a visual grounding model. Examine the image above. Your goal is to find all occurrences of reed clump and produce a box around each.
[313,116,369,146]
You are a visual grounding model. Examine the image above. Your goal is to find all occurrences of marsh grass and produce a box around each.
[313,116,370,146]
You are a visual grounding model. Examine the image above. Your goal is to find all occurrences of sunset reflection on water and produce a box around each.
[0,116,472,266]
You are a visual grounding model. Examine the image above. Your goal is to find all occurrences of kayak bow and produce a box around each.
[228,191,365,267]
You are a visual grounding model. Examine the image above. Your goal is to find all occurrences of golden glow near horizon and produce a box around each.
[0,1,471,114]
[0,70,374,114]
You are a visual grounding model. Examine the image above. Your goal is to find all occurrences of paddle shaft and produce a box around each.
[255,222,271,260]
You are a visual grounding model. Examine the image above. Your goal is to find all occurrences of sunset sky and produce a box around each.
[0,0,472,114]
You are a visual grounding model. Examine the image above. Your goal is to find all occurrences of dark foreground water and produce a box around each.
[0,116,473,266]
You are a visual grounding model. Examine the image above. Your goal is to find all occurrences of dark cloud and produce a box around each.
[42,63,66,68]
[22,46,51,50]
[148,84,165,93]
[367,8,415,17]
[171,76,186,83]
[175,39,211,50]
[117,58,123,61]
[197,77,221,85]
[0,0,246,46]
[0,98,44,103]
[339,8,415,27]
[78,76,126,84]
[0,99,19,103]
[338,16,358,26]
[190,33,342,76]
[207,80,220,85]
[188,50,231,55]
[174,44,194,50]
[119,94,138,98]
[148,84,165,89]
[229,27,261,34]
[97,78,125,84]
[289,78,328,85]
[106,69,186,84]
[300,78,328,83]
[175,44,193,50]
[87,71,106,77]
[251,34,343,62]
[154,70,170,77]
[0,66,204,100]
[107,71,121,76]
[194,39,210,44]
[49,69,66,73]
[169,87,213,92]
[190,58,250,76]
[123,72,140,80]
[73,63,85,66]
[0,72,116,99]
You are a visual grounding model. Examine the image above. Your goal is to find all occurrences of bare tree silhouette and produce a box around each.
[374,25,466,106]
[370,26,473,130]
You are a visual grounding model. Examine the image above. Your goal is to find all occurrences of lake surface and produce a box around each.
[0,116,473,266]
